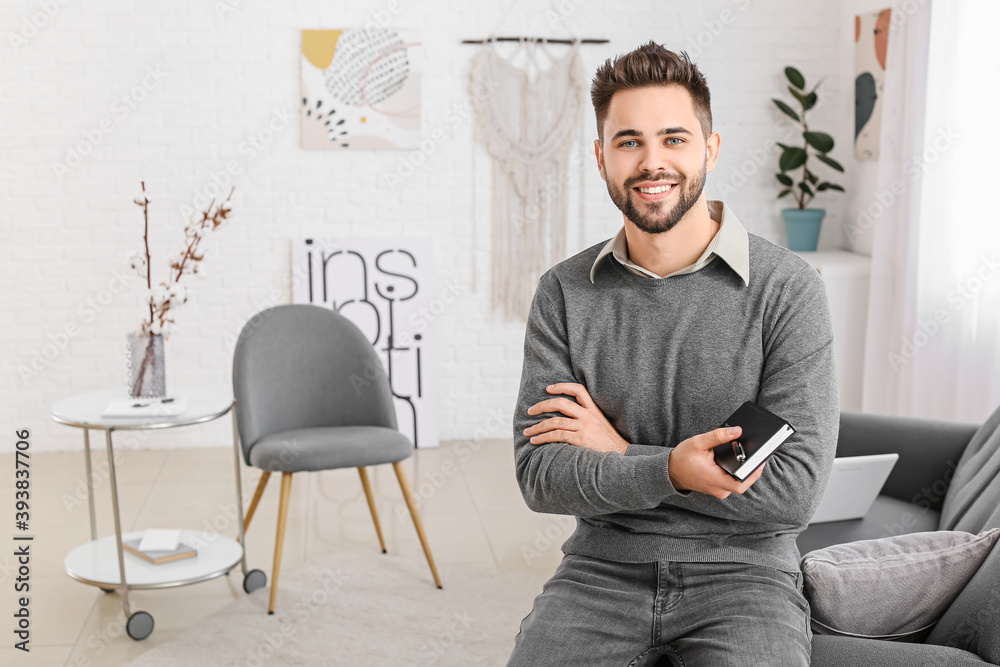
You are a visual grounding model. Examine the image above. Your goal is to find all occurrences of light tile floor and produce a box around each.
[0,440,564,666]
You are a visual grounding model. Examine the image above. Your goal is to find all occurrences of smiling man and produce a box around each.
[507,42,839,666]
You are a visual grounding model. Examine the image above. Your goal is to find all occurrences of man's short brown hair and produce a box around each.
[591,41,713,143]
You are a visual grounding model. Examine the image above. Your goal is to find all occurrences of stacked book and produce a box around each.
[124,529,197,565]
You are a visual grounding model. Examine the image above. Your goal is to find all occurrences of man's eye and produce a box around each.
[619,140,638,148]
[666,137,684,145]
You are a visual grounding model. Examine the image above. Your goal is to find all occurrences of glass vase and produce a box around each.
[126,332,166,398]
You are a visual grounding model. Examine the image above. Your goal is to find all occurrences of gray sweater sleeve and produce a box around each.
[513,274,689,517]
[662,266,840,526]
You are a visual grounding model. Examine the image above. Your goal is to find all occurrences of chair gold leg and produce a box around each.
[241,470,271,539]
[268,472,293,614]
[392,461,443,589]
[358,467,387,553]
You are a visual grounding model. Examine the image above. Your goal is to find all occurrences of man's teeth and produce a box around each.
[638,185,675,194]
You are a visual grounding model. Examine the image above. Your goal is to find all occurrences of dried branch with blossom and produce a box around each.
[128,181,235,339]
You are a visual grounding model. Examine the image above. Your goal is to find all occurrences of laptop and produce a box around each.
[809,454,899,524]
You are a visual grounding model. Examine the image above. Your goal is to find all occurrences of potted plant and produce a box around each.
[773,66,844,251]
[126,182,234,397]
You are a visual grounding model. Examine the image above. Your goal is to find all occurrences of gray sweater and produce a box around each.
[513,233,840,573]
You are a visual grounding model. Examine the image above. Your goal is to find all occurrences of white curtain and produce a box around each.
[862,0,1000,422]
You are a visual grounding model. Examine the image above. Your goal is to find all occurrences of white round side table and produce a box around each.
[50,387,266,640]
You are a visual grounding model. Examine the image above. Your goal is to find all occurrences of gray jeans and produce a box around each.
[507,554,812,667]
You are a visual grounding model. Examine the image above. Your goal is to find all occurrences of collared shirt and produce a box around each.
[589,200,751,286]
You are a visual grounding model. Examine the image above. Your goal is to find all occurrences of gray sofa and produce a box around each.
[796,410,980,555]
[801,410,1000,666]
[648,409,1000,666]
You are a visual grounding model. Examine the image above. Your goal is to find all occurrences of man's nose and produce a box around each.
[638,145,670,174]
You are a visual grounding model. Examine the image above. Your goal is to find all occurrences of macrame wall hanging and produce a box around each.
[469,37,587,322]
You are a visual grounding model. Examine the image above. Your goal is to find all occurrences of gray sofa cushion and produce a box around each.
[811,635,991,666]
[797,495,940,555]
[802,529,1000,640]
[941,403,1000,534]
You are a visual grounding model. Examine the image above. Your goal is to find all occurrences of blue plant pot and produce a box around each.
[781,208,826,252]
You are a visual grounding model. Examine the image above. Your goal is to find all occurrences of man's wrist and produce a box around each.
[667,449,690,492]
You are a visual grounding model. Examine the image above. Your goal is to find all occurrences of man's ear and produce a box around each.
[594,138,606,182]
[705,131,721,174]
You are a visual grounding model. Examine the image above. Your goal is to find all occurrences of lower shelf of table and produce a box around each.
[64,530,243,589]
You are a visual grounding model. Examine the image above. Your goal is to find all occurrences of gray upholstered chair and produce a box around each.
[232,303,441,614]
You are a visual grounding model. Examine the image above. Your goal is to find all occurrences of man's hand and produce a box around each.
[668,426,766,498]
[523,383,629,455]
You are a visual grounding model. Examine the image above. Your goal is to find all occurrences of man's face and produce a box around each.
[595,85,720,234]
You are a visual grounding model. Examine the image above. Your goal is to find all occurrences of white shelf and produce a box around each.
[794,250,871,412]
[793,250,871,278]
[64,530,243,589]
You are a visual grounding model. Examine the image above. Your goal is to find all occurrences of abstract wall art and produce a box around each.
[291,237,439,449]
[854,9,891,160]
[300,28,422,149]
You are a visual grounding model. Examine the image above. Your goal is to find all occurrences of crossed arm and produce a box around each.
[512,269,839,523]
[523,381,764,498]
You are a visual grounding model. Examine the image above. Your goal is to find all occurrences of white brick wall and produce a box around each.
[1,0,845,452]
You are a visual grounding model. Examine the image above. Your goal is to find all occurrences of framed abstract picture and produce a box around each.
[855,9,891,160]
[300,28,422,149]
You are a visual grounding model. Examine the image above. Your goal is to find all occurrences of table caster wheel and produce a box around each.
[126,611,154,641]
[243,569,267,594]
[100,588,115,594]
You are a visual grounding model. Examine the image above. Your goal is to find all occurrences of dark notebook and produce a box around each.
[713,401,795,481]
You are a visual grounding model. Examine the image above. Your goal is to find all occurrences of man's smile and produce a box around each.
[633,182,678,201]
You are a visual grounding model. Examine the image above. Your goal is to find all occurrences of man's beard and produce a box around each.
[606,162,707,234]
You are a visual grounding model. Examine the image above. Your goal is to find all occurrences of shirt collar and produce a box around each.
[589,200,750,286]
